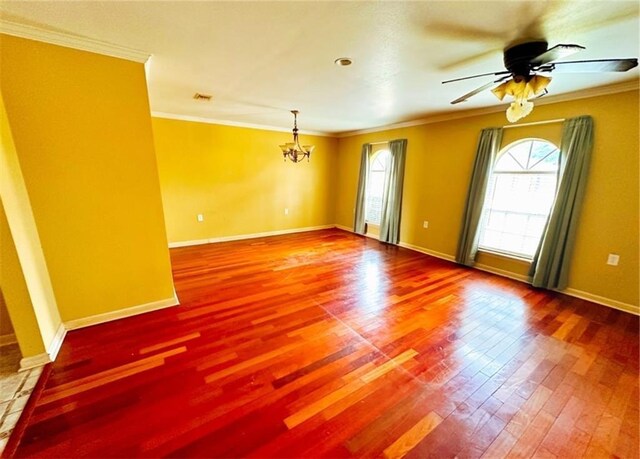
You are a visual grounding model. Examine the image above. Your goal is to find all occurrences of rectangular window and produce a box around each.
[365,149,390,225]
[365,171,385,224]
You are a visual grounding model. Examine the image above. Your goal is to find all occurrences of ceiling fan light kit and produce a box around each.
[279,110,315,163]
[492,74,552,122]
[442,40,638,123]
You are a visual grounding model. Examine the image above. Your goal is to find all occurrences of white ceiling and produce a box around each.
[1,1,639,134]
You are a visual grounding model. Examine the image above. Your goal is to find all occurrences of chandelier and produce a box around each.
[279,110,315,163]
[491,74,551,123]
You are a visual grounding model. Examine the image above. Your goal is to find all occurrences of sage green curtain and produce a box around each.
[529,116,594,289]
[379,139,407,244]
[455,127,503,266]
[353,143,372,234]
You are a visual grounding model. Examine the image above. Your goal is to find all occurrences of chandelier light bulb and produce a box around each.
[280,110,314,163]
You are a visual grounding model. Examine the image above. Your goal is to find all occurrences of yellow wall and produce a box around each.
[335,90,639,308]
[0,88,58,358]
[0,291,13,338]
[1,32,635,330]
[0,201,45,356]
[152,117,337,243]
[1,35,175,322]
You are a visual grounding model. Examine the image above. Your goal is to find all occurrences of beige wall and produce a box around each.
[152,117,337,243]
[335,90,639,308]
[1,35,176,322]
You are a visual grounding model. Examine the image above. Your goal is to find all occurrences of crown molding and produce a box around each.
[337,79,639,138]
[534,79,639,107]
[0,20,150,63]
[151,111,333,137]
[337,106,506,138]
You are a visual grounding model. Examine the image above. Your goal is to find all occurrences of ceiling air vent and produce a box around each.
[193,93,213,101]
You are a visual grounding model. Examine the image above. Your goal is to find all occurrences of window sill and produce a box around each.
[477,248,532,264]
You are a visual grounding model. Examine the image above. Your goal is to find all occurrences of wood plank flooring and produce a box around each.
[11,229,639,458]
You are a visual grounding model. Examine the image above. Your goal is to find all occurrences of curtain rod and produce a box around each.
[369,140,389,145]
[503,118,565,129]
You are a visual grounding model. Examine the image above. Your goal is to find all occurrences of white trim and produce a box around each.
[337,80,639,138]
[168,225,335,248]
[0,20,150,63]
[64,294,180,330]
[46,322,67,362]
[333,224,379,240]
[474,262,530,283]
[365,234,639,315]
[0,333,17,347]
[337,225,455,260]
[151,112,332,137]
[561,288,639,316]
[169,238,210,248]
[337,107,506,137]
[474,262,639,315]
[19,353,51,372]
[534,79,639,107]
[398,242,456,262]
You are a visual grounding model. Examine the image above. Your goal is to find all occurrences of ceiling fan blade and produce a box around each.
[529,44,585,65]
[443,70,511,84]
[538,58,638,73]
[450,76,511,104]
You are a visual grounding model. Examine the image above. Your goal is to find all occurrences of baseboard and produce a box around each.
[334,224,380,241]
[19,353,51,371]
[64,294,180,330]
[169,238,209,248]
[561,288,639,316]
[474,264,639,315]
[0,333,17,347]
[398,242,456,262]
[337,225,456,260]
[474,262,530,283]
[168,225,335,248]
[16,323,65,371]
[172,225,638,317]
[388,237,638,316]
[46,322,67,361]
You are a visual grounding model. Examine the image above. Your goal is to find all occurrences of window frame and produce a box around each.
[477,138,561,261]
[364,148,391,226]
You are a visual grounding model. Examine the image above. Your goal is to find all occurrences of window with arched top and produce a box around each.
[478,138,560,259]
[365,150,391,225]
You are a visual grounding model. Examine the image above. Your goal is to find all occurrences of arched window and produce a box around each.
[478,139,560,259]
[365,150,390,225]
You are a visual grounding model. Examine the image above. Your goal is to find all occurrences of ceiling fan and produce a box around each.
[442,40,638,122]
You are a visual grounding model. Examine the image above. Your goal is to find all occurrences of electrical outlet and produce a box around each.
[197,214,204,222]
[607,254,620,266]
[284,208,289,215]
[423,221,429,229]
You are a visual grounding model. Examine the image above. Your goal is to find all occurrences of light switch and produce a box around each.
[607,254,620,266]
[197,214,204,222]
[423,221,429,229]
[284,208,289,215]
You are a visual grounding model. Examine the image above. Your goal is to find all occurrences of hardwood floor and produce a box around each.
[11,229,639,458]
